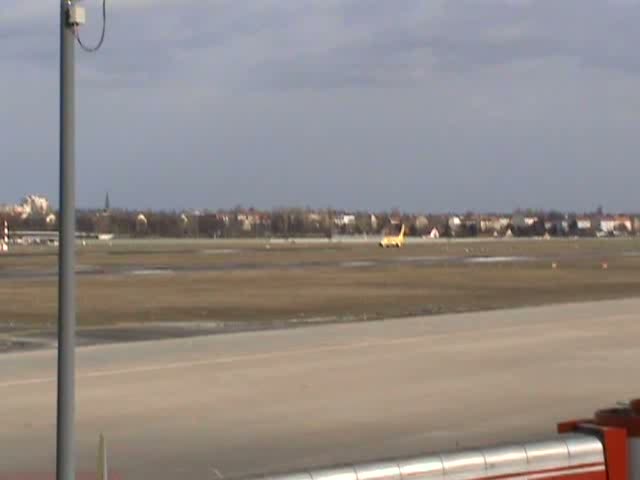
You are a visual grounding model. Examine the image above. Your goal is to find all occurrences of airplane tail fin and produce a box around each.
[399,224,405,238]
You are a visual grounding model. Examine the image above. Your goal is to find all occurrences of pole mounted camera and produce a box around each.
[66,2,87,27]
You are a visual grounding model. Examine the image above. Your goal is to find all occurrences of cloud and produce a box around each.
[3,0,640,212]
[8,0,640,90]
[425,0,640,73]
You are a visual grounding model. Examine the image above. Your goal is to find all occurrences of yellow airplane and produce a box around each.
[379,224,406,248]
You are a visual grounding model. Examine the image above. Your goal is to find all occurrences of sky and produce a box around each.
[2,0,640,213]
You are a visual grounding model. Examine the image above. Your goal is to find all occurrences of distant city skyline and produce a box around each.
[0,192,627,216]
[3,1,640,212]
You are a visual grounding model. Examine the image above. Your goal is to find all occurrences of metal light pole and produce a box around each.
[57,1,76,479]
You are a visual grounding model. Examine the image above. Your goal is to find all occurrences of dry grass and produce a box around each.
[2,237,640,327]
[0,236,634,271]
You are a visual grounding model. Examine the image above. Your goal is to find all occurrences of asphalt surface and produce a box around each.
[0,319,346,354]
[1,298,638,480]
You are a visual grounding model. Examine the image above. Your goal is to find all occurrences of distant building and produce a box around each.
[480,217,503,233]
[22,195,50,217]
[334,214,356,226]
[0,195,51,219]
[235,213,255,232]
[597,216,631,234]
[599,217,616,233]
[306,213,322,223]
[510,214,538,229]
[577,218,592,230]
[615,215,633,232]
[370,214,378,231]
[136,213,148,234]
[448,216,462,229]
[545,220,569,233]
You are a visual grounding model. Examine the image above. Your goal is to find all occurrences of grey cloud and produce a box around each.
[0,17,56,65]
[245,0,640,89]
[427,0,640,72]
[4,0,640,212]
[7,0,640,91]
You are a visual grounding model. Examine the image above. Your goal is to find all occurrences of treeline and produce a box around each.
[3,208,635,239]
[4,209,386,238]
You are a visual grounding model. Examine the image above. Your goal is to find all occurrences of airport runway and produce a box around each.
[0,245,625,282]
[0,253,536,280]
[1,298,639,479]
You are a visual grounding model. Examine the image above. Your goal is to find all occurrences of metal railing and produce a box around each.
[250,433,605,480]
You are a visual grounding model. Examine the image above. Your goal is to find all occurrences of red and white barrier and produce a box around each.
[253,434,606,480]
[0,220,8,252]
[559,399,640,480]
[253,399,639,480]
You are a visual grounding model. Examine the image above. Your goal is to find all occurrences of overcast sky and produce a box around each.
[2,0,640,212]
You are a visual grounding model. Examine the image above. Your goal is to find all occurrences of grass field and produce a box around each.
[2,237,640,327]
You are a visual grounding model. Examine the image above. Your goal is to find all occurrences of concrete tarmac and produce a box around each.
[1,298,638,479]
